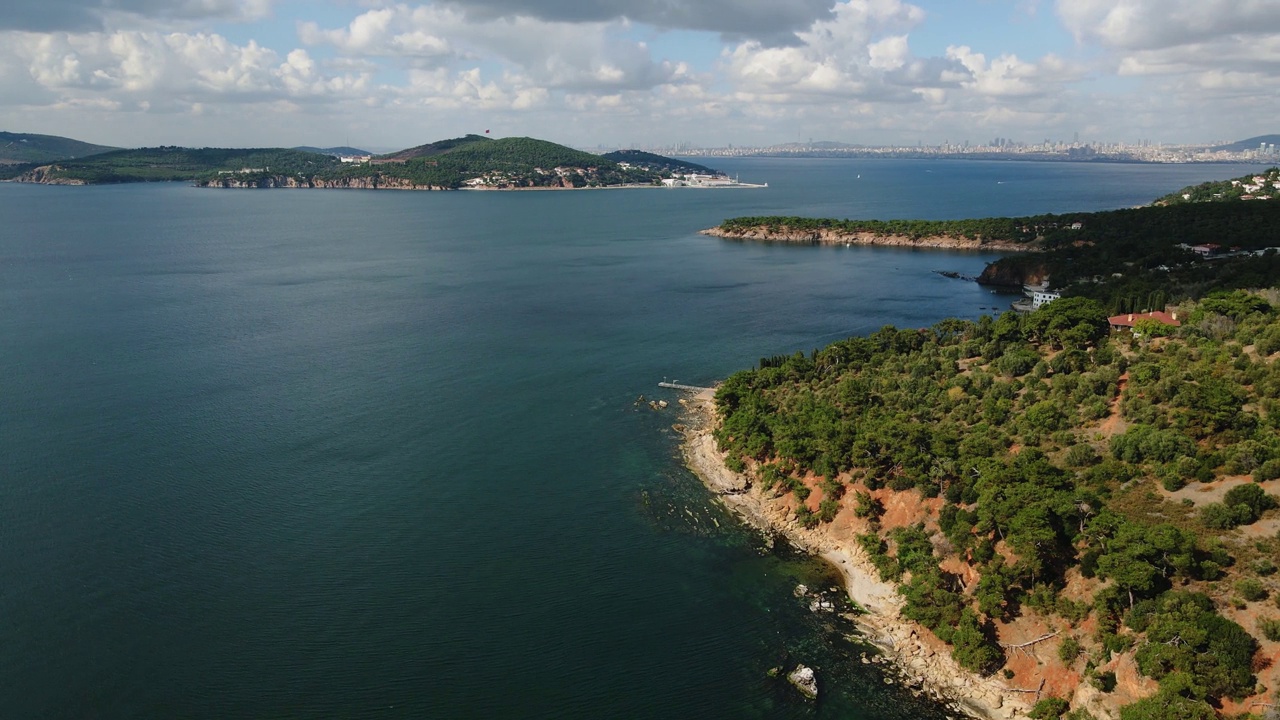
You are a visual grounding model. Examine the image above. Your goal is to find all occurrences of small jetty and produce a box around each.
[658,381,713,392]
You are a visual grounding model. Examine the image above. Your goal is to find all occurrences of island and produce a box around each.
[683,178,1280,720]
[0,133,764,190]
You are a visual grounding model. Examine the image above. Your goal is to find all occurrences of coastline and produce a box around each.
[678,387,1043,720]
[700,226,1036,253]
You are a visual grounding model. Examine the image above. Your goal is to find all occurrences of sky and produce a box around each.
[1,0,1278,150]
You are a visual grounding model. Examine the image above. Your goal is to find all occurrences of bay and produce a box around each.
[0,159,1259,718]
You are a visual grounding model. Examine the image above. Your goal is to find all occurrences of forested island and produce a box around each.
[688,178,1280,719]
[0,134,729,190]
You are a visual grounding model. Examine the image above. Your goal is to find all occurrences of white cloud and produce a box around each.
[300,4,687,92]
[1056,0,1280,51]
[4,29,370,108]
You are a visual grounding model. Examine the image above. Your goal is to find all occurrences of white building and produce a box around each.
[1032,290,1061,309]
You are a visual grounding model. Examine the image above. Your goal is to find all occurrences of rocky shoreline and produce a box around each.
[678,388,1046,720]
[700,225,1036,253]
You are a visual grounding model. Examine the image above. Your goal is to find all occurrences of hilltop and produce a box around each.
[0,131,116,164]
[293,145,373,157]
[1211,135,1280,153]
[2,134,723,190]
[599,149,716,176]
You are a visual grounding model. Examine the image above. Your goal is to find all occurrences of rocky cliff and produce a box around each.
[975,259,1049,288]
[8,165,86,185]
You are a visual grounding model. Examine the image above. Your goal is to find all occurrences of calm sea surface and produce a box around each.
[0,159,1260,718]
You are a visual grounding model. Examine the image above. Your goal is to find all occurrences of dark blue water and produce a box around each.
[0,159,1258,718]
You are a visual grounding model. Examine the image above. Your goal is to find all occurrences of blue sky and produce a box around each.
[1,0,1277,150]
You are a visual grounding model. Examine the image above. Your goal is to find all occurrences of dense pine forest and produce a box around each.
[714,291,1280,720]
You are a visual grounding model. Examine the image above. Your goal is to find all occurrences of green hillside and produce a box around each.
[1155,168,1279,205]
[379,134,492,161]
[714,290,1280,719]
[0,131,117,164]
[601,149,717,175]
[7,134,693,189]
[7,146,339,183]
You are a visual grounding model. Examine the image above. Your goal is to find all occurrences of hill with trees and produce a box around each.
[709,290,1280,720]
[1,146,340,184]
[0,131,117,164]
[293,146,372,157]
[600,149,717,175]
[2,134,697,189]
[1155,168,1280,205]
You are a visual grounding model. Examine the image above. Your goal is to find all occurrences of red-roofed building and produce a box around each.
[1108,310,1181,331]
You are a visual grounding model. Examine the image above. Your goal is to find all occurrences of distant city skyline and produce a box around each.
[1,1,1278,150]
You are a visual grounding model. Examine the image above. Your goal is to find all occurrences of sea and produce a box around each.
[0,158,1262,718]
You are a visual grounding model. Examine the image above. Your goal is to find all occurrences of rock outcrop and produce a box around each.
[8,165,86,185]
[788,665,819,699]
[975,260,1049,288]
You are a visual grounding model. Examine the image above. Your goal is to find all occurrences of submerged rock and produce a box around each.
[787,665,818,699]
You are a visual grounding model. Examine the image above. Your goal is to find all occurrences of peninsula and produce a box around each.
[683,289,1280,720]
[702,215,1043,253]
[684,178,1280,720]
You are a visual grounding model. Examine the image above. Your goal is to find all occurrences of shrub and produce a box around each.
[1091,671,1117,693]
[1028,697,1070,719]
[1256,459,1280,482]
[1223,482,1278,520]
[1058,636,1082,664]
[1200,502,1248,529]
[949,608,1004,675]
[1236,578,1267,602]
[1258,617,1280,642]
[1159,471,1188,492]
[853,491,883,519]
[1065,443,1099,468]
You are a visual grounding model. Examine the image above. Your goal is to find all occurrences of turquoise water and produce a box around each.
[0,159,1259,718]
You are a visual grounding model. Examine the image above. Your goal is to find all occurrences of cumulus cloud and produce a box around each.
[722,0,929,100]
[301,4,690,92]
[1057,0,1280,112]
[436,0,837,45]
[0,0,273,32]
[1056,0,1280,50]
[4,29,368,112]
